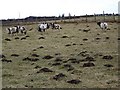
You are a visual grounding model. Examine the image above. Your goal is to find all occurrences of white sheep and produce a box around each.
[38,23,48,32]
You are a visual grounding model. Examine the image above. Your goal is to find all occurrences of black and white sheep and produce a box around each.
[97,22,108,30]
[38,23,49,32]
[6,26,27,35]
[50,23,62,30]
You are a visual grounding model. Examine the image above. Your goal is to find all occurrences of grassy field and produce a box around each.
[1,22,119,88]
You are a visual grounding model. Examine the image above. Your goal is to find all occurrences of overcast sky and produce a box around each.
[0,0,119,19]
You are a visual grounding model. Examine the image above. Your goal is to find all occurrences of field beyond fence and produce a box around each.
[1,15,120,26]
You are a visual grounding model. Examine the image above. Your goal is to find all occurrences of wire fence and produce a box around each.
[62,14,119,23]
[1,14,120,26]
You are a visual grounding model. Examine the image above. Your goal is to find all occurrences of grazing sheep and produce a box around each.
[19,26,27,35]
[97,22,108,30]
[6,26,27,35]
[38,23,49,32]
[50,23,62,30]
[6,27,12,34]
[6,26,18,35]
[54,24,62,29]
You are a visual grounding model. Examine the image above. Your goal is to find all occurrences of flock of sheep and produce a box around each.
[6,26,27,35]
[38,22,62,32]
[6,21,108,36]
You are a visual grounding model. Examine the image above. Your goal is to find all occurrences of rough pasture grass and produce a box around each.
[1,22,119,88]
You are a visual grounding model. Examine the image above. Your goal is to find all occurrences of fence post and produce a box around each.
[69,16,70,22]
[69,13,71,22]
[54,17,56,23]
[94,13,96,22]
[36,17,37,24]
[103,11,105,22]
[74,15,75,22]
[113,13,116,22]
[86,14,88,22]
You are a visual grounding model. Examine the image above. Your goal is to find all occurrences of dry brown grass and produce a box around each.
[1,21,119,88]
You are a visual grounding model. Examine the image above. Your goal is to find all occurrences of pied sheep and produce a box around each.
[50,23,62,30]
[38,23,49,32]
[97,22,108,30]
[6,26,27,35]
[19,26,27,35]
[6,26,18,35]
